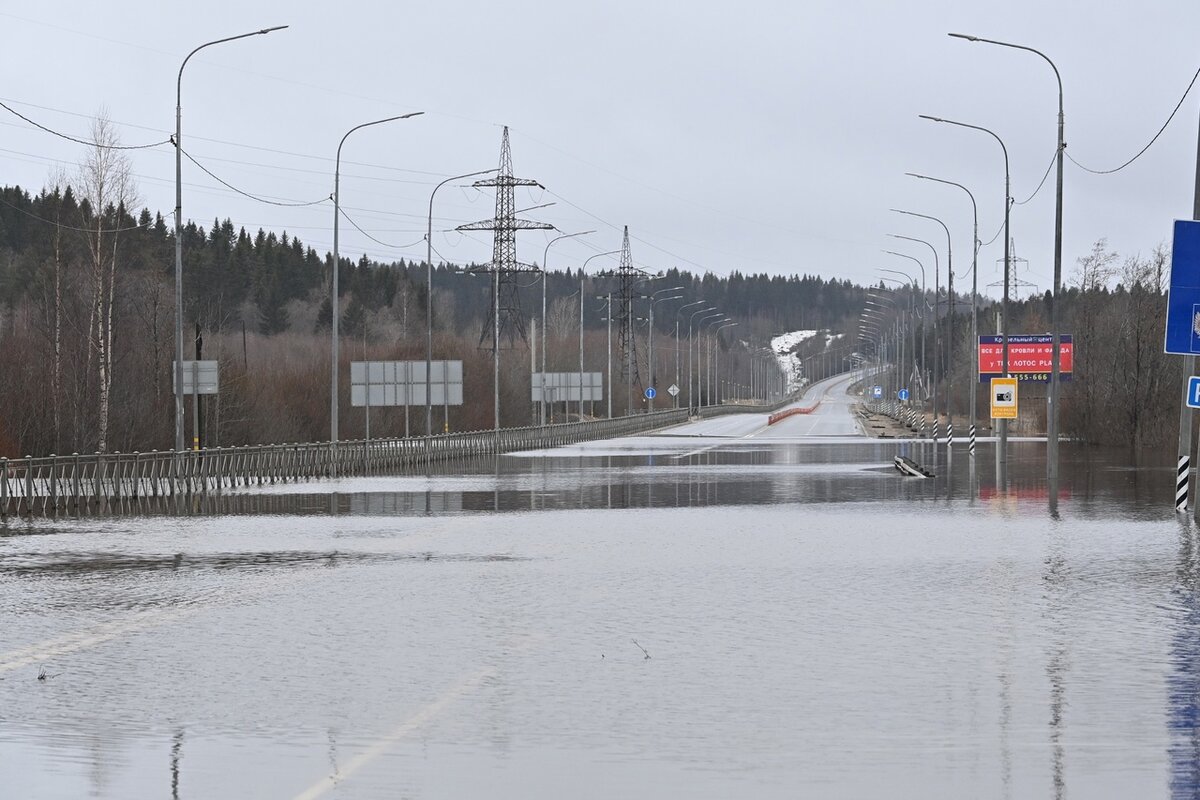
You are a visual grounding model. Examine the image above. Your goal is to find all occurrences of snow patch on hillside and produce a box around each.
[770,330,845,392]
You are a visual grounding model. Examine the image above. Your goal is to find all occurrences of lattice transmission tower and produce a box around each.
[457,126,552,349]
[598,226,652,412]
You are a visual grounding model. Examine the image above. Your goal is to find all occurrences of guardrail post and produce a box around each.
[48,454,59,513]
[71,453,81,510]
[93,452,104,506]
[0,458,7,520]
[24,456,34,517]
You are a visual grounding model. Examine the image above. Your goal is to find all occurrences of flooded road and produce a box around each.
[1,377,1196,798]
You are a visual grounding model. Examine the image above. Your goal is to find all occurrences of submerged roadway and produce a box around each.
[662,370,864,440]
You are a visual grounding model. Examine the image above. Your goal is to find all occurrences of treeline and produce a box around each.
[912,239,1184,448]
[0,176,868,457]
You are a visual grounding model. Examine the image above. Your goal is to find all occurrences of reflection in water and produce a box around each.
[8,441,1179,524]
[1044,548,1069,800]
[1171,523,1200,798]
[171,730,182,800]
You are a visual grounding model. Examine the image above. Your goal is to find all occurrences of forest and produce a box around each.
[0,154,871,458]
[0,118,1188,458]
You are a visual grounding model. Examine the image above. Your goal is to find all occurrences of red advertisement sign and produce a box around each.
[978,335,1073,383]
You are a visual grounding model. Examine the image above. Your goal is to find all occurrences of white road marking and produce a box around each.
[291,666,496,800]
[0,574,313,674]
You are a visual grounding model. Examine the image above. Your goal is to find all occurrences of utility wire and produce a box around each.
[0,99,170,150]
[980,217,1005,248]
[0,95,447,177]
[337,206,424,251]
[1068,64,1200,175]
[1013,149,1058,205]
[179,146,330,208]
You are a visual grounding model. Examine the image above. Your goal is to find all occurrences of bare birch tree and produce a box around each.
[76,113,138,453]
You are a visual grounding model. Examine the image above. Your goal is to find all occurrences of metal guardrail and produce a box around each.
[0,400,790,518]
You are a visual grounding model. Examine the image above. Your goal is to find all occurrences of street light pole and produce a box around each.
[702,316,730,405]
[892,209,954,447]
[582,251,619,419]
[695,311,724,408]
[174,25,287,454]
[950,33,1065,487]
[884,249,929,435]
[426,169,495,448]
[644,287,683,412]
[888,234,940,440]
[921,114,1012,482]
[676,300,705,408]
[332,112,423,472]
[538,231,593,425]
[714,322,738,404]
[907,173,980,455]
[602,294,613,418]
[687,306,716,412]
[879,269,920,418]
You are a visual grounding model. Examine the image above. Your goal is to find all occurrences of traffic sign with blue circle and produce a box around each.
[897,388,910,401]
[645,386,657,399]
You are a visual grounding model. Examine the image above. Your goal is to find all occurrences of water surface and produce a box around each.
[0,436,1194,798]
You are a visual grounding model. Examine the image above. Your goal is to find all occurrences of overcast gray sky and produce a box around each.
[4,1,1200,300]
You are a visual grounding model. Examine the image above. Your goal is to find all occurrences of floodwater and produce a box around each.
[2,389,1198,797]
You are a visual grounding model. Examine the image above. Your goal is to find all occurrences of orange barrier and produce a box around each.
[768,402,820,425]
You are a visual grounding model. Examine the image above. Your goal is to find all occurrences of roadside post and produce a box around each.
[1167,220,1200,512]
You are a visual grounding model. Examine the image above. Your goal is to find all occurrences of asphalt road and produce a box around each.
[665,371,862,440]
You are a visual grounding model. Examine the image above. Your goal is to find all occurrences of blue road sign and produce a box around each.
[1189,376,1200,409]
[645,386,656,399]
[872,385,882,399]
[897,388,910,401]
[1165,220,1200,354]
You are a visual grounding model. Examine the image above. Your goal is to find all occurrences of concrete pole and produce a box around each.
[579,272,585,420]
[1182,112,1200,514]
[174,26,287,455]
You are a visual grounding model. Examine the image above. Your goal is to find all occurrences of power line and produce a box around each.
[1068,64,1200,175]
[0,95,447,178]
[0,99,170,150]
[338,206,425,251]
[1013,149,1057,206]
[179,147,330,208]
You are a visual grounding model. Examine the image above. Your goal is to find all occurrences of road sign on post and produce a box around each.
[872,385,882,399]
[897,388,909,401]
[991,377,1018,419]
[531,373,603,403]
[1166,220,1200,354]
[172,360,219,394]
[645,387,656,400]
[667,384,680,397]
[1188,376,1200,409]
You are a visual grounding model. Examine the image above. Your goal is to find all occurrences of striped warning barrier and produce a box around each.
[767,402,821,425]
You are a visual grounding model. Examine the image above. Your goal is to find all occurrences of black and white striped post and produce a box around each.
[1179,451,1190,513]
[947,420,954,449]
[968,423,976,456]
